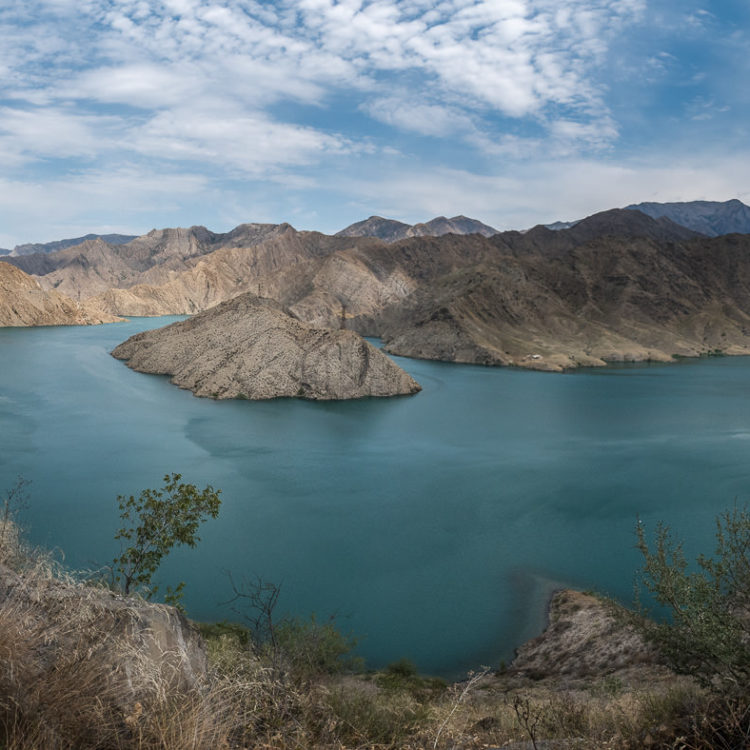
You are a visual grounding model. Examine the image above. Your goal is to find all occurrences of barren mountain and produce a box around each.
[7,223,289,298]
[507,208,701,257]
[0,261,120,327]
[90,228,395,318]
[626,199,750,236]
[380,232,750,370]
[335,216,412,242]
[9,206,750,372]
[337,214,497,241]
[112,294,421,400]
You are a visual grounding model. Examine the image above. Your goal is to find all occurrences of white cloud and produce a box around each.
[0,107,121,161]
[0,166,211,246]
[362,96,477,137]
[69,64,203,108]
[131,107,355,174]
[1,0,647,161]
[334,153,750,231]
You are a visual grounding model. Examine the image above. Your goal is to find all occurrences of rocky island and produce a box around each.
[111,293,421,400]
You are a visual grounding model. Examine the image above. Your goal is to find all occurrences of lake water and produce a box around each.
[2,316,750,676]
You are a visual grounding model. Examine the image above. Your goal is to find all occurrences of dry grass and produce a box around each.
[0,517,746,750]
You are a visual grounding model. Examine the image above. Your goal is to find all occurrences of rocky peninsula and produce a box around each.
[111,293,421,400]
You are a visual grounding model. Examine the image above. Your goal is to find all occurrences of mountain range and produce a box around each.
[5,199,750,372]
[543,199,750,237]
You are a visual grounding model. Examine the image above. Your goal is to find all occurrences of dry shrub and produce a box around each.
[3,512,746,750]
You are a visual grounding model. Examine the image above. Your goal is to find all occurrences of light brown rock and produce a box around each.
[0,261,120,327]
[112,293,421,400]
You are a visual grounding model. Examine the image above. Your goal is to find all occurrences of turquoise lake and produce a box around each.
[2,316,750,676]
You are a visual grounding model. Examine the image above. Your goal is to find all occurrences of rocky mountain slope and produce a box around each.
[9,206,750,372]
[112,293,421,400]
[379,230,750,370]
[336,214,497,241]
[6,223,289,298]
[0,261,120,326]
[627,198,750,236]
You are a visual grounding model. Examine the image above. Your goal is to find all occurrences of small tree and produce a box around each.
[113,473,221,603]
[635,505,750,692]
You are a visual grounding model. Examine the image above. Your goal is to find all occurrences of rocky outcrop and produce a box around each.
[0,261,121,326]
[112,293,421,400]
[0,560,207,714]
[510,590,660,683]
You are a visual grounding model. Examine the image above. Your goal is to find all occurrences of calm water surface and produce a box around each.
[2,317,750,676]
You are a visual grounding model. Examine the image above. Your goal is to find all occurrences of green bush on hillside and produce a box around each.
[635,504,750,692]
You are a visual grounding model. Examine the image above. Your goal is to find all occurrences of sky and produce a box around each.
[0,0,748,246]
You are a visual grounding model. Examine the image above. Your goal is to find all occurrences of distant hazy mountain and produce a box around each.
[11,234,136,255]
[11,233,137,256]
[335,216,411,242]
[625,199,750,237]
[337,215,497,241]
[0,248,9,256]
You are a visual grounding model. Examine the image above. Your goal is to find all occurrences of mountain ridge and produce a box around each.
[625,199,750,236]
[7,204,750,373]
[336,214,497,241]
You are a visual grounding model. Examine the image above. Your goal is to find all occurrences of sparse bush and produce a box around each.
[276,614,363,681]
[635,505,750,692]
[376,659,447,697]
[0,476,31,569]
[113,473,221,602]
[324,685,429,747]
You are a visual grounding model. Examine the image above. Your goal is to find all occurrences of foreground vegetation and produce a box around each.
[2,480,750,748]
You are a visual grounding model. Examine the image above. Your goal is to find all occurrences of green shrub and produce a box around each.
[275,614,363,680]
[635,505,750,693]
[376,658,447,697]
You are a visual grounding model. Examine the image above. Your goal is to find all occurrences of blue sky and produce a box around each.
[0,0,748,246]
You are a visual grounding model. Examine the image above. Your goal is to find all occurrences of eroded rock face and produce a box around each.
[0,261,120,327]
[0,562,207,710]
[111,293,421,400]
